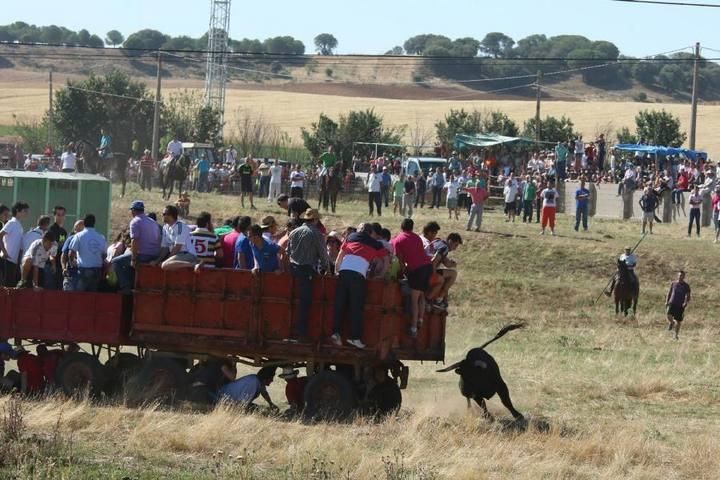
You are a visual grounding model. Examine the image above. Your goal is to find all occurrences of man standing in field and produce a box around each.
[574,179,591,232]
[639,187,658,235]
[268,160,284,202]
[238,156,256,210]
[665,271,691,340]
[540,179,559,236]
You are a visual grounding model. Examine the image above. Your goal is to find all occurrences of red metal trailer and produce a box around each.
[1,266,446,417]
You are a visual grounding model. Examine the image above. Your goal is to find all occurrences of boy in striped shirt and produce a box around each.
[190,211,223,270]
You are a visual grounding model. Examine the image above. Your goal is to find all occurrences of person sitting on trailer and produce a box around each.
[189,356,237,404]
[248,224,281,274]
[160,205,199,271]
[189,211,223,270]
[18,231,57,290]
[112,200,162,294]
[218,366,278,412]
[278,367,308,414]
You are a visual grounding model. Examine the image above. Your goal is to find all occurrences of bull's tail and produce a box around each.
[477,323,526,350]
[436,361,463,373]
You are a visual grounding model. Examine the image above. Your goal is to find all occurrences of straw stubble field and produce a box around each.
[2,183,720,479]
[2,78,720,156]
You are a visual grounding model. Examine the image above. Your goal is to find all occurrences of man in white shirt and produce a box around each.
[290,164,306,198]
[503,174,519,223]
[0,202,29,287]
[19,231,57,290]
[225,145,238,165]
[268,160,283,202]
[574,137,584,173]
[366,165,382,216]
[22,215,51,254]
[166,135,183,160]
[61,143,77,173]
[160,205,198,271]
[540,179,560,236]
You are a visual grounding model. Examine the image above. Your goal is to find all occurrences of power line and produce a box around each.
[66,85,157,103]
[611,0,720,6]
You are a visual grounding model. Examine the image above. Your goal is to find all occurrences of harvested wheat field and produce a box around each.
[1,182,719,479]
[2,78,720,156]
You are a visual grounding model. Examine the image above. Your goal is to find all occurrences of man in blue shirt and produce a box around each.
[574,179,591,232]
[430,168,446,209]
[195,154,210,193]
[218,366,277,411]
[233,217,254,270]
[98,127,112,159]
[248,225,280,273]
[448,151,461,173]
[67,214,107,292]
[380,167,392,208]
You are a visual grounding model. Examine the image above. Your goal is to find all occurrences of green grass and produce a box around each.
[2,182,720,479]
[0,125,17,137]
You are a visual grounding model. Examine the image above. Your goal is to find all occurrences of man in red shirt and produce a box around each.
[391,218,433,338]
[17,349,44,394]
[331,223,388,349]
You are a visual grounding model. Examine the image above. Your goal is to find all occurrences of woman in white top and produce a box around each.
[61,143,77,173]
[445,174,461,220]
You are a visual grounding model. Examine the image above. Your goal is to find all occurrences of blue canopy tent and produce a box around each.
[614,144,708,161]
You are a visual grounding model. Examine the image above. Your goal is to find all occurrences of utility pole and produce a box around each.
[47,69,53,146]
[151,51,162,161]
[689,42,700,150]
[535,70,543,144]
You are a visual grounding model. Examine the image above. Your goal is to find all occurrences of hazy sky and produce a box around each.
[3,0,719,57]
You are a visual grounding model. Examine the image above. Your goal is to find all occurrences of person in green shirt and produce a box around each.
[392,174,405,216]
[554,142,569,181]
[464,176,476,214]
[319,146,337,176]
[522,175,537,223]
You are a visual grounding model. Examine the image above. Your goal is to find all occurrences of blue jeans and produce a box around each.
[333,270,367,339]
[112,252,157,292]
[63,270,79,291]
[291,264,316,337]
[575,204,589,231]
[77,268,102,292]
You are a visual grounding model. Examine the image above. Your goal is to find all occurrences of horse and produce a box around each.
[614,259,639,316]
[318,167,342,213]
[160,153,191,200]
[112,152,129,197]
[75,139,102,174]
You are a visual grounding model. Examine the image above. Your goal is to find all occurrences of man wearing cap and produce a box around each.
[285,209,329,343]
[279,367,308,413]
[331,223,389,349]
[139,149,155,191]
[112,200,162,294]
[605,246,638,297]
[260,216,279,243]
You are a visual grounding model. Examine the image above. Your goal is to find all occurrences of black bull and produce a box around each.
[437,323,525,420]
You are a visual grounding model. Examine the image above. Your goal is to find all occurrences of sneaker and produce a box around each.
[408,327,418,339]
[550,231,556,236]
[540,230,545,235]
[330,333,342,346]
[431,300,447,311]
[283,337,299,344]
[667,323,673,331]
[347,338,366,349]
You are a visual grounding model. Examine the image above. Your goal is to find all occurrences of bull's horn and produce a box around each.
[436,361,462,373]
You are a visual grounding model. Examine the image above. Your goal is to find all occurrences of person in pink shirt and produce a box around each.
[391,219,432,338]
[220,216,248,268]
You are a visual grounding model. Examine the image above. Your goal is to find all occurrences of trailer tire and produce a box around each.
[136,358,189,404]
[368,378,402,416]
[55,352,105,398]
[304,371,357,421]
[104,353,142,395]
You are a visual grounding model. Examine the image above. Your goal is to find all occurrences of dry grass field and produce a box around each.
[1,75,720,156]
[2,182,720,479]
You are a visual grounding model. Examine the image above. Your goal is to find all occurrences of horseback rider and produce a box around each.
[97,127,112,159]
[318,146,338,178]
[166,135,183,163]
[605,246,638,296]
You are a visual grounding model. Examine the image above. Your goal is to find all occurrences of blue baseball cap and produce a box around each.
[0,342,17,358]
[129,200,145,211]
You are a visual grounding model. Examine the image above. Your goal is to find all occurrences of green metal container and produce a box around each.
[0,170,112,236]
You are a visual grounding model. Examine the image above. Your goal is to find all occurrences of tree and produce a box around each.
[522,115,577,143]
[634,110,686,147]
[105,30,124,47]
[450,37,480,57]
[657,64,687,94]
[302,109,403,167]
[616,126,638,144]
[481,110,519,137]
[228,109,281,158]
[480,32,515,58]
[162,90,223,145]
[41,25,64,44]
[385,46,404,55]
[263,36,305,54]
[52,70,155,153]
[314,33,338,56]
[435,109,483,149]
[123,29,169,51]
[632,61,660,86]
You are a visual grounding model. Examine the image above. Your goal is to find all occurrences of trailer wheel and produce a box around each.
[103,353,142,395]
[368,378,402,416]
[55,352,105,398]
[304,371,357,421]
[136,358,189,404]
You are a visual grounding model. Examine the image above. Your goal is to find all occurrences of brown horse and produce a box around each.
[318,167,342,213]
[614,259,639,316]
[160,153,191,200]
